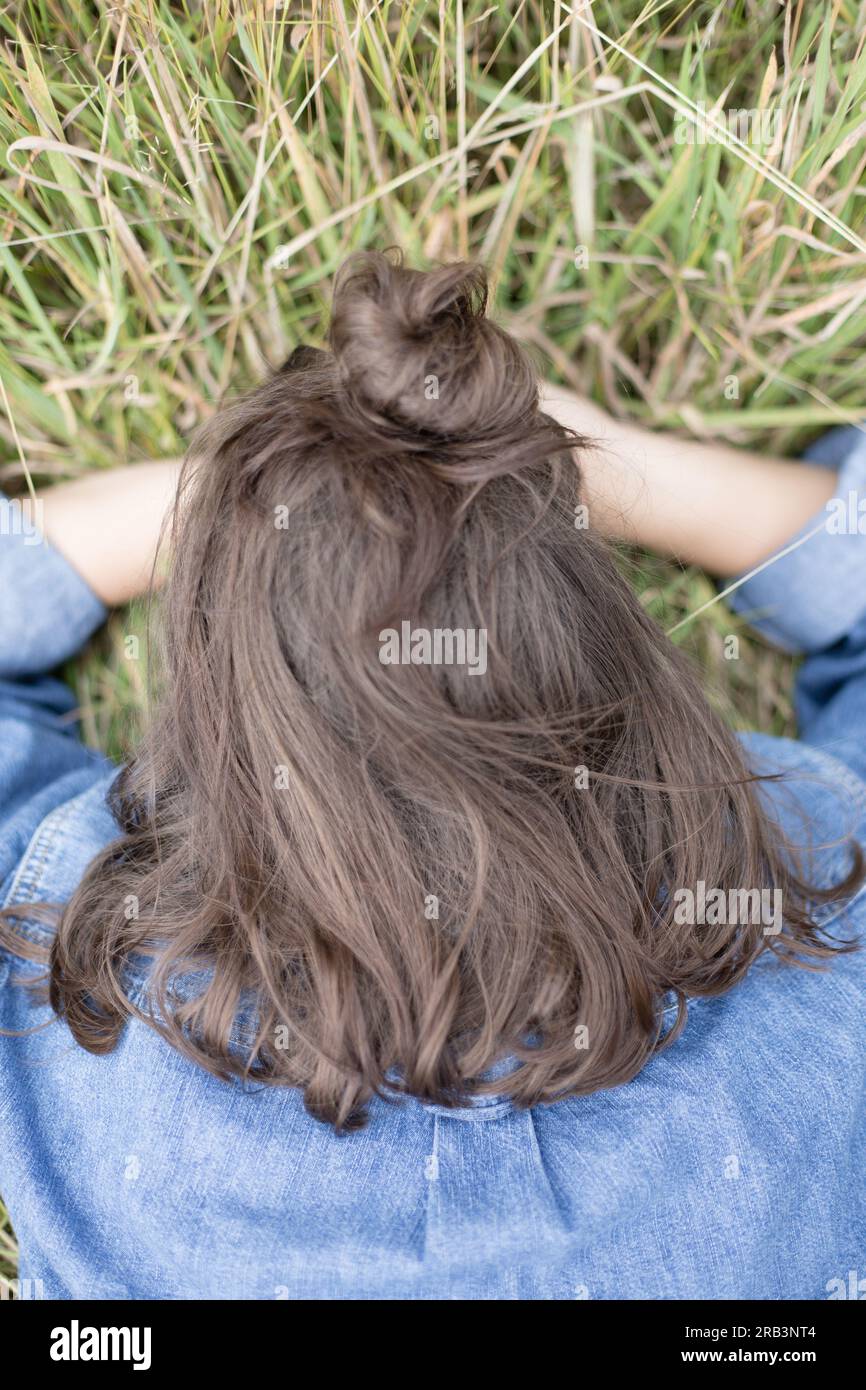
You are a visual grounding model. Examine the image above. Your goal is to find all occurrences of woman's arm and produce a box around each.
[20,460,183,608]
[542,385,839,577]
[15,397,843,604]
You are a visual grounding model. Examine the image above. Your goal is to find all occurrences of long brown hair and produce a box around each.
[5,250,862,1129]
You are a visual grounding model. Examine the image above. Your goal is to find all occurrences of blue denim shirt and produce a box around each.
[2,428,866,1301]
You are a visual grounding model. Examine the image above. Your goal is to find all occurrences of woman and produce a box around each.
[1,250,864,1299]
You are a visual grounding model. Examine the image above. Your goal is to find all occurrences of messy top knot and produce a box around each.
[328,249,540,450]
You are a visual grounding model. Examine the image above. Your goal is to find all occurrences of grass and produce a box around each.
[0,0,864,1289]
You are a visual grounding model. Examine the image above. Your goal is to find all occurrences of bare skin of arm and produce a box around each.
[16,387,839,607]
[19,460,183,607]
[541,385,838,577]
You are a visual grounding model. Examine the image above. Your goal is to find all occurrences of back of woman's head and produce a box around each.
[45,250,859,1129]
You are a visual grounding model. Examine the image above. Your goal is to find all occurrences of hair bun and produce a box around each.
[328,249,538,447]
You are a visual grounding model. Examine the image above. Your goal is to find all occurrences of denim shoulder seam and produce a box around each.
[795,747,866,931]
[1,811,64,929]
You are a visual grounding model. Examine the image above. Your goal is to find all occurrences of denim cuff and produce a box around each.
[0,491,108,679]
[726,425,866,655]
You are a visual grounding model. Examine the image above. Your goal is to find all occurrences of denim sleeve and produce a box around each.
[0,491,107,706]
[726,425,866,781]
[0,492,113,890]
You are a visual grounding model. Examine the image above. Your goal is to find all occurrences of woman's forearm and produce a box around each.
[22,460,182,607]
[18,395,841,608]
[542,386,839,577]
